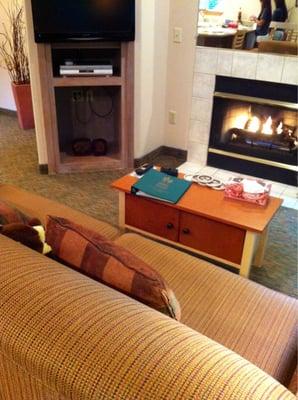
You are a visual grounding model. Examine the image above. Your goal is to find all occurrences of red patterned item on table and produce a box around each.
[224,177,271,206]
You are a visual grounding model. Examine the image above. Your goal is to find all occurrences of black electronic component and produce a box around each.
[135,163,154,176]
[160,167,178,177]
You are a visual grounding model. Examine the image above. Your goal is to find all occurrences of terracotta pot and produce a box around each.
[11,82,35,130]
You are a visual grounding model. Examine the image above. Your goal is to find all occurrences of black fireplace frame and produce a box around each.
[207,77,298,186]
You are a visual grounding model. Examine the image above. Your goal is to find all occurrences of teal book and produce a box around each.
[131,169,191,204]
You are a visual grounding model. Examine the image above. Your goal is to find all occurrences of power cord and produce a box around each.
[74,100,92,125]
[74,88,114,125]
[87,88,114,119]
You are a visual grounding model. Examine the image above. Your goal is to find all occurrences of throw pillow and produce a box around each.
[0,200,40,226]
[0,223,52,254]
[46,216,181,320]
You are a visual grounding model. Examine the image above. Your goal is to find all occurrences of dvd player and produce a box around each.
[60,64,113,77]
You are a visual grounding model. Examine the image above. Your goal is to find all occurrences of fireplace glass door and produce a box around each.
[210,94,297,166]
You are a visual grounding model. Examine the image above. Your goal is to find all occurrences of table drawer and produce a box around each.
[125,194,180,242]
[179,212,246,264]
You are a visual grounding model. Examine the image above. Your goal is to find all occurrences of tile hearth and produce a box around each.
[178,162,298,211]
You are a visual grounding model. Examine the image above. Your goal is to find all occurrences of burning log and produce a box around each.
[228,128,297,152]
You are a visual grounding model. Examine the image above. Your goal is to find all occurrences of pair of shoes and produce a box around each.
[72,138,107,157]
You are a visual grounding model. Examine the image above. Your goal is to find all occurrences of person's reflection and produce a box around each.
[272,0,288,22]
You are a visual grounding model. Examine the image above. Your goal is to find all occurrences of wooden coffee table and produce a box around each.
[112,174,283,278]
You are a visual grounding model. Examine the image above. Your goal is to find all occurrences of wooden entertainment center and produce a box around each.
[34,41,134,174]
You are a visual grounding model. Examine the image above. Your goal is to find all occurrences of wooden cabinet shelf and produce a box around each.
[53,76,123,88]
[58,153,121,173]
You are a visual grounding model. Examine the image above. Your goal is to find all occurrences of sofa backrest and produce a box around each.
[0,235,295,400]
[0,184,120,240]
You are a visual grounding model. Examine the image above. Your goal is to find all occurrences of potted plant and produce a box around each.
[0,0,34,129]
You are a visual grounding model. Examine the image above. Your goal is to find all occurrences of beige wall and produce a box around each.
[0,69,15,110]
[164,0,198,150]
[288,0,298,23]
[134,0,170,158]
[0,0,18,110]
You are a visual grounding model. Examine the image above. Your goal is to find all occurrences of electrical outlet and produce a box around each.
[169,110,177,125]
[72,90,84,102]
[173,27,183,43]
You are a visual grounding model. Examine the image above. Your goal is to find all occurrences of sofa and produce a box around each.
[0,184,297,400]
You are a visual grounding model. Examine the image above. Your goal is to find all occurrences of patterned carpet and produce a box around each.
[0,112,297,298]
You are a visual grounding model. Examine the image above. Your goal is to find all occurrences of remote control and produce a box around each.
[135,163,154,176]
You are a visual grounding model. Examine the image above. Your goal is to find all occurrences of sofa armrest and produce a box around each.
[0,236,295,400]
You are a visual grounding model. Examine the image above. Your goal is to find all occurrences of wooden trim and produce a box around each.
[134,146,187,167]
[38,164,49,175]
[0,108,17,116]
[118,42,134,169]
[36,44,58,174]
[120,43,126,168]
[162,146,187,159]
[45,45,61,174]
[53,77,123,88]
[51,42,121,50]
[125,41,135,169]
[58,154,121,173]
[134,147,164,167]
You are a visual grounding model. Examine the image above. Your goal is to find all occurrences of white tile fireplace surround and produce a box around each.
[187,46,298,168]
[186,46,298,209]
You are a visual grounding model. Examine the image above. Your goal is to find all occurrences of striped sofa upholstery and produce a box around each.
[0,235,295,400]
[116,234,297,388]
[0,184,297,399]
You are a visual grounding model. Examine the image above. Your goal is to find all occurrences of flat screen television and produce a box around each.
[31,0,135,43]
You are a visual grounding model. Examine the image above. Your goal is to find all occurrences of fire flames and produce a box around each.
[234,114,279,135]
[262,116,273,135]
[230,111,298,151]
[247,116,261,133]
[277,122,283,135]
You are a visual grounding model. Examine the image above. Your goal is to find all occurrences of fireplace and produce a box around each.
[208,77,298,185]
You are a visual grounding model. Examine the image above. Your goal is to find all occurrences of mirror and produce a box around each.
[197,0,298,56]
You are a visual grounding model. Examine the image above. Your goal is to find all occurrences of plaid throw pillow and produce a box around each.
[46,216,181,320]
[0,200,40,226]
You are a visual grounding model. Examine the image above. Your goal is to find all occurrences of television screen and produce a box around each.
[31,0,135,43]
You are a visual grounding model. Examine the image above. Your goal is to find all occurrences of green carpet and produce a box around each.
[0,112,297,298]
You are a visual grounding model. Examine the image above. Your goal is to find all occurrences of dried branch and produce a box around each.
[0,0,30,84]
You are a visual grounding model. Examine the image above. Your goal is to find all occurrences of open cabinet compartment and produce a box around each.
[55,86,122,171]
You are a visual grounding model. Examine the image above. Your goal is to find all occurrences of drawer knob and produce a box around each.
[167,223,174,230]
[182,228,190,235]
